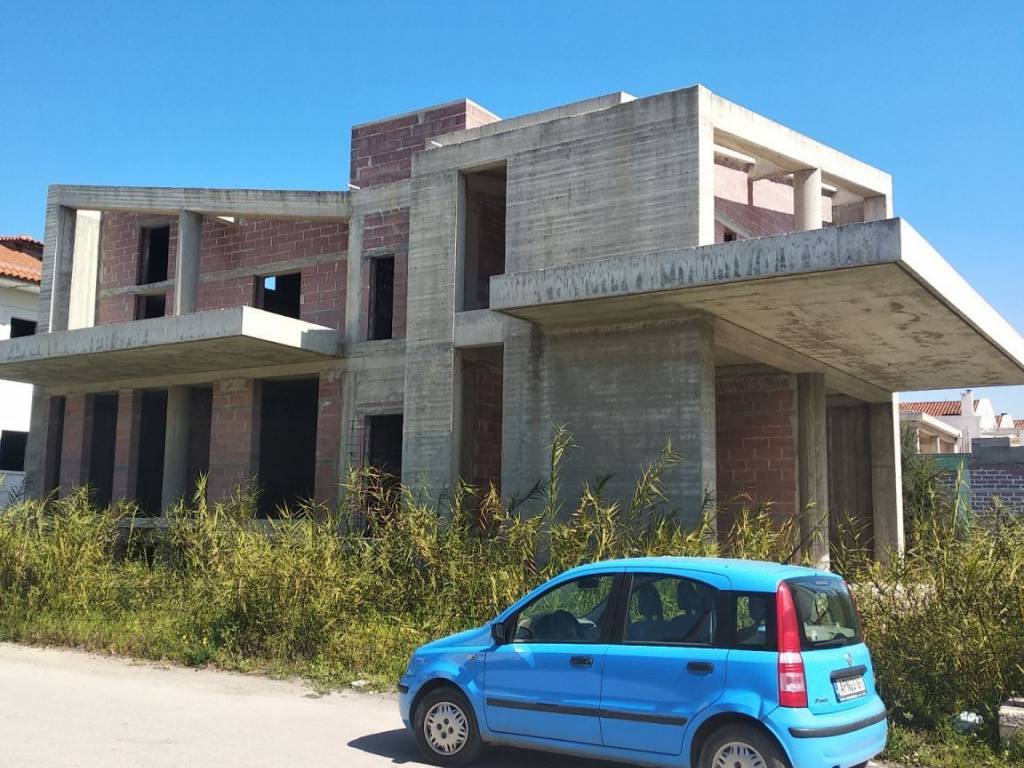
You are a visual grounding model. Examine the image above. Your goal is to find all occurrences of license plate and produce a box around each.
[834,674,867,702]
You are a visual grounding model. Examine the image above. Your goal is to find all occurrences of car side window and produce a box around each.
[735,593,772,648]
[513,574,615,644]
[624,573,717,645]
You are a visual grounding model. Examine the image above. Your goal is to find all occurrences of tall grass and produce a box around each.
[2,429,1023,759]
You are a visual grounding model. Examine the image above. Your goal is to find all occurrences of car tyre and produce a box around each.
[699,722,791,768]
[413,686,483,766]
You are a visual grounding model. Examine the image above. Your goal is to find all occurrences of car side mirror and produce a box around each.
[490,621,508,645]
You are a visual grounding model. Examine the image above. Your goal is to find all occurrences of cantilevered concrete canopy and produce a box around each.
[0,306,340,388]
[490,219,1024,401]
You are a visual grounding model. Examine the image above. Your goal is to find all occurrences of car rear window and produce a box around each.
[786,577,861,650]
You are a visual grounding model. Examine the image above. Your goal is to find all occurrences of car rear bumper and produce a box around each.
[764,698,888,768]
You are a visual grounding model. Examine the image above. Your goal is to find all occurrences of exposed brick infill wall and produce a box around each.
[314,372,343,508]
[967,444,1024,515]
[97,214,348,331]
[462,355,503,490]
[350,100,498,188]
[208,379,261,502]
[715,374,798,533]
[111,388,141,501]
[59,394,91,495]
[359,209,409,340]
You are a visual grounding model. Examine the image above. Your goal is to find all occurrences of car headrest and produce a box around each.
[636,584,663,620]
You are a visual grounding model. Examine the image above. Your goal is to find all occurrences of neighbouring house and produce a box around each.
[900,389,1023,452]
[2,86,1024,565]
[0,235,42,505]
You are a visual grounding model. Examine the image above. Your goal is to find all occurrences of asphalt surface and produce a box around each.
[0,643,889,768]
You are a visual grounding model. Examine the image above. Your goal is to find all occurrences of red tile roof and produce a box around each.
[900,400,963,417]
[1015,420,1024,430]
[0,236,43,283]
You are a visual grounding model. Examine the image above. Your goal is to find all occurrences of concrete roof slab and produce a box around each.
[0,306,340,388]
[489,219,1024,396]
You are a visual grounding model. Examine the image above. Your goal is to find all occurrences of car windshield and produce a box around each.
[786,577,861,650]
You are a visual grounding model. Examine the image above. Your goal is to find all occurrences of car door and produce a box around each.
[598,569,730,756]
[484,571,620,746]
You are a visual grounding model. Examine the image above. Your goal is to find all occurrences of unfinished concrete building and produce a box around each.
[3,86,1023,561]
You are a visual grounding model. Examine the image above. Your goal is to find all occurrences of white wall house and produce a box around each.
[0,236,42,506]
[900,389,1023,453]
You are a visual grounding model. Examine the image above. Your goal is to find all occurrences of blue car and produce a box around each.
[398,557,887,768]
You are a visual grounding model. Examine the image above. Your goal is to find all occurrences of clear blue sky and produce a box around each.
[3,1,1022,412]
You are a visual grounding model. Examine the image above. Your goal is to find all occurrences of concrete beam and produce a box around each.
[174,211,203,315]
[51,185,351,221]
[870,396,905,564]
[797,373,830,567]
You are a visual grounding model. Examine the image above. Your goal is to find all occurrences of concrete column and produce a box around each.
[174,211,203,315]
[23,390,53,498]
[208,379,261,502]
[793,168,823,231]
[863,195,891,222]
[870,396,905,564]
[344,215,364,343]
[797,373,830,567]
[47,206,78,333]
[111,389,142,502]
[313,371,344,508]
[160,386,191,511]
[59,394,92,496]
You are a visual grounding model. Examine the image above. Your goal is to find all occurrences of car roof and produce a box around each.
[560,556,833,592]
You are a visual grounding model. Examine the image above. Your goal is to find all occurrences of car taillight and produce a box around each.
[776,581,807,708]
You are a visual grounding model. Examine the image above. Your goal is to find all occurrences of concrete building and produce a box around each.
[901,389,1023,451]
[0,235,42,506]
[2,86,1024,563]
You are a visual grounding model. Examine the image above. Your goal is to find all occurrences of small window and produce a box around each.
[135,294,166,320]
[257,273,301,319]
[9,318,37,338]
[513,575,615,644]
[139,225,170,284]
[787,577,862,650]
[735,593,773,649]
[624,574,717,645]
[368,256,395,340]
[723,229,738,243]
[0,430,29,472]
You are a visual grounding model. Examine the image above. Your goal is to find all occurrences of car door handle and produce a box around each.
[570,656,594,668]
[687,661,714,675]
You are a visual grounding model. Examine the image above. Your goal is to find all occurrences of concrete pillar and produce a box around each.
[174,211,203,315]
[208,379,261,502]
[313,371,344,508]
[160,386,191,511]
[863,195,891,222]
[23,390,53,498]
[793,168,823,231]
[797,373,830,567]
[47,205,78,333]
[111,389,142,502]
[59,394,91,495]
[344,215,364,342]
[870,396,905,563]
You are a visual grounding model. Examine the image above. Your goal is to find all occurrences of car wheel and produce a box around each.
[413,686,483,766]
[699,723,791,768]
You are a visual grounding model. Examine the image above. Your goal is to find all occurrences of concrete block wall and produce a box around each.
[350,100,498,189]
[715,373,798,530]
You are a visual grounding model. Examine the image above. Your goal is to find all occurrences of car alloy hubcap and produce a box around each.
[423,701,469,755]
[712,740,767,768]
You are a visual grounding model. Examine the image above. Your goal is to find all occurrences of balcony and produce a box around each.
[0,306,340,388]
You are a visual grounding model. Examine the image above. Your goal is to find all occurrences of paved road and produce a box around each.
[0,643,889,768]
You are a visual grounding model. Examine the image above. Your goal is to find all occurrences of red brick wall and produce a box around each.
[468,361,503,490]
[715,374,798,533]
[97,214,348,331]
[313,372,343,508]
[350,100,499,188]
[97,214,177,324]
[474,198,505,309]
[208,378,260,502]
[359,209,409,340]
[59,394,91,494]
